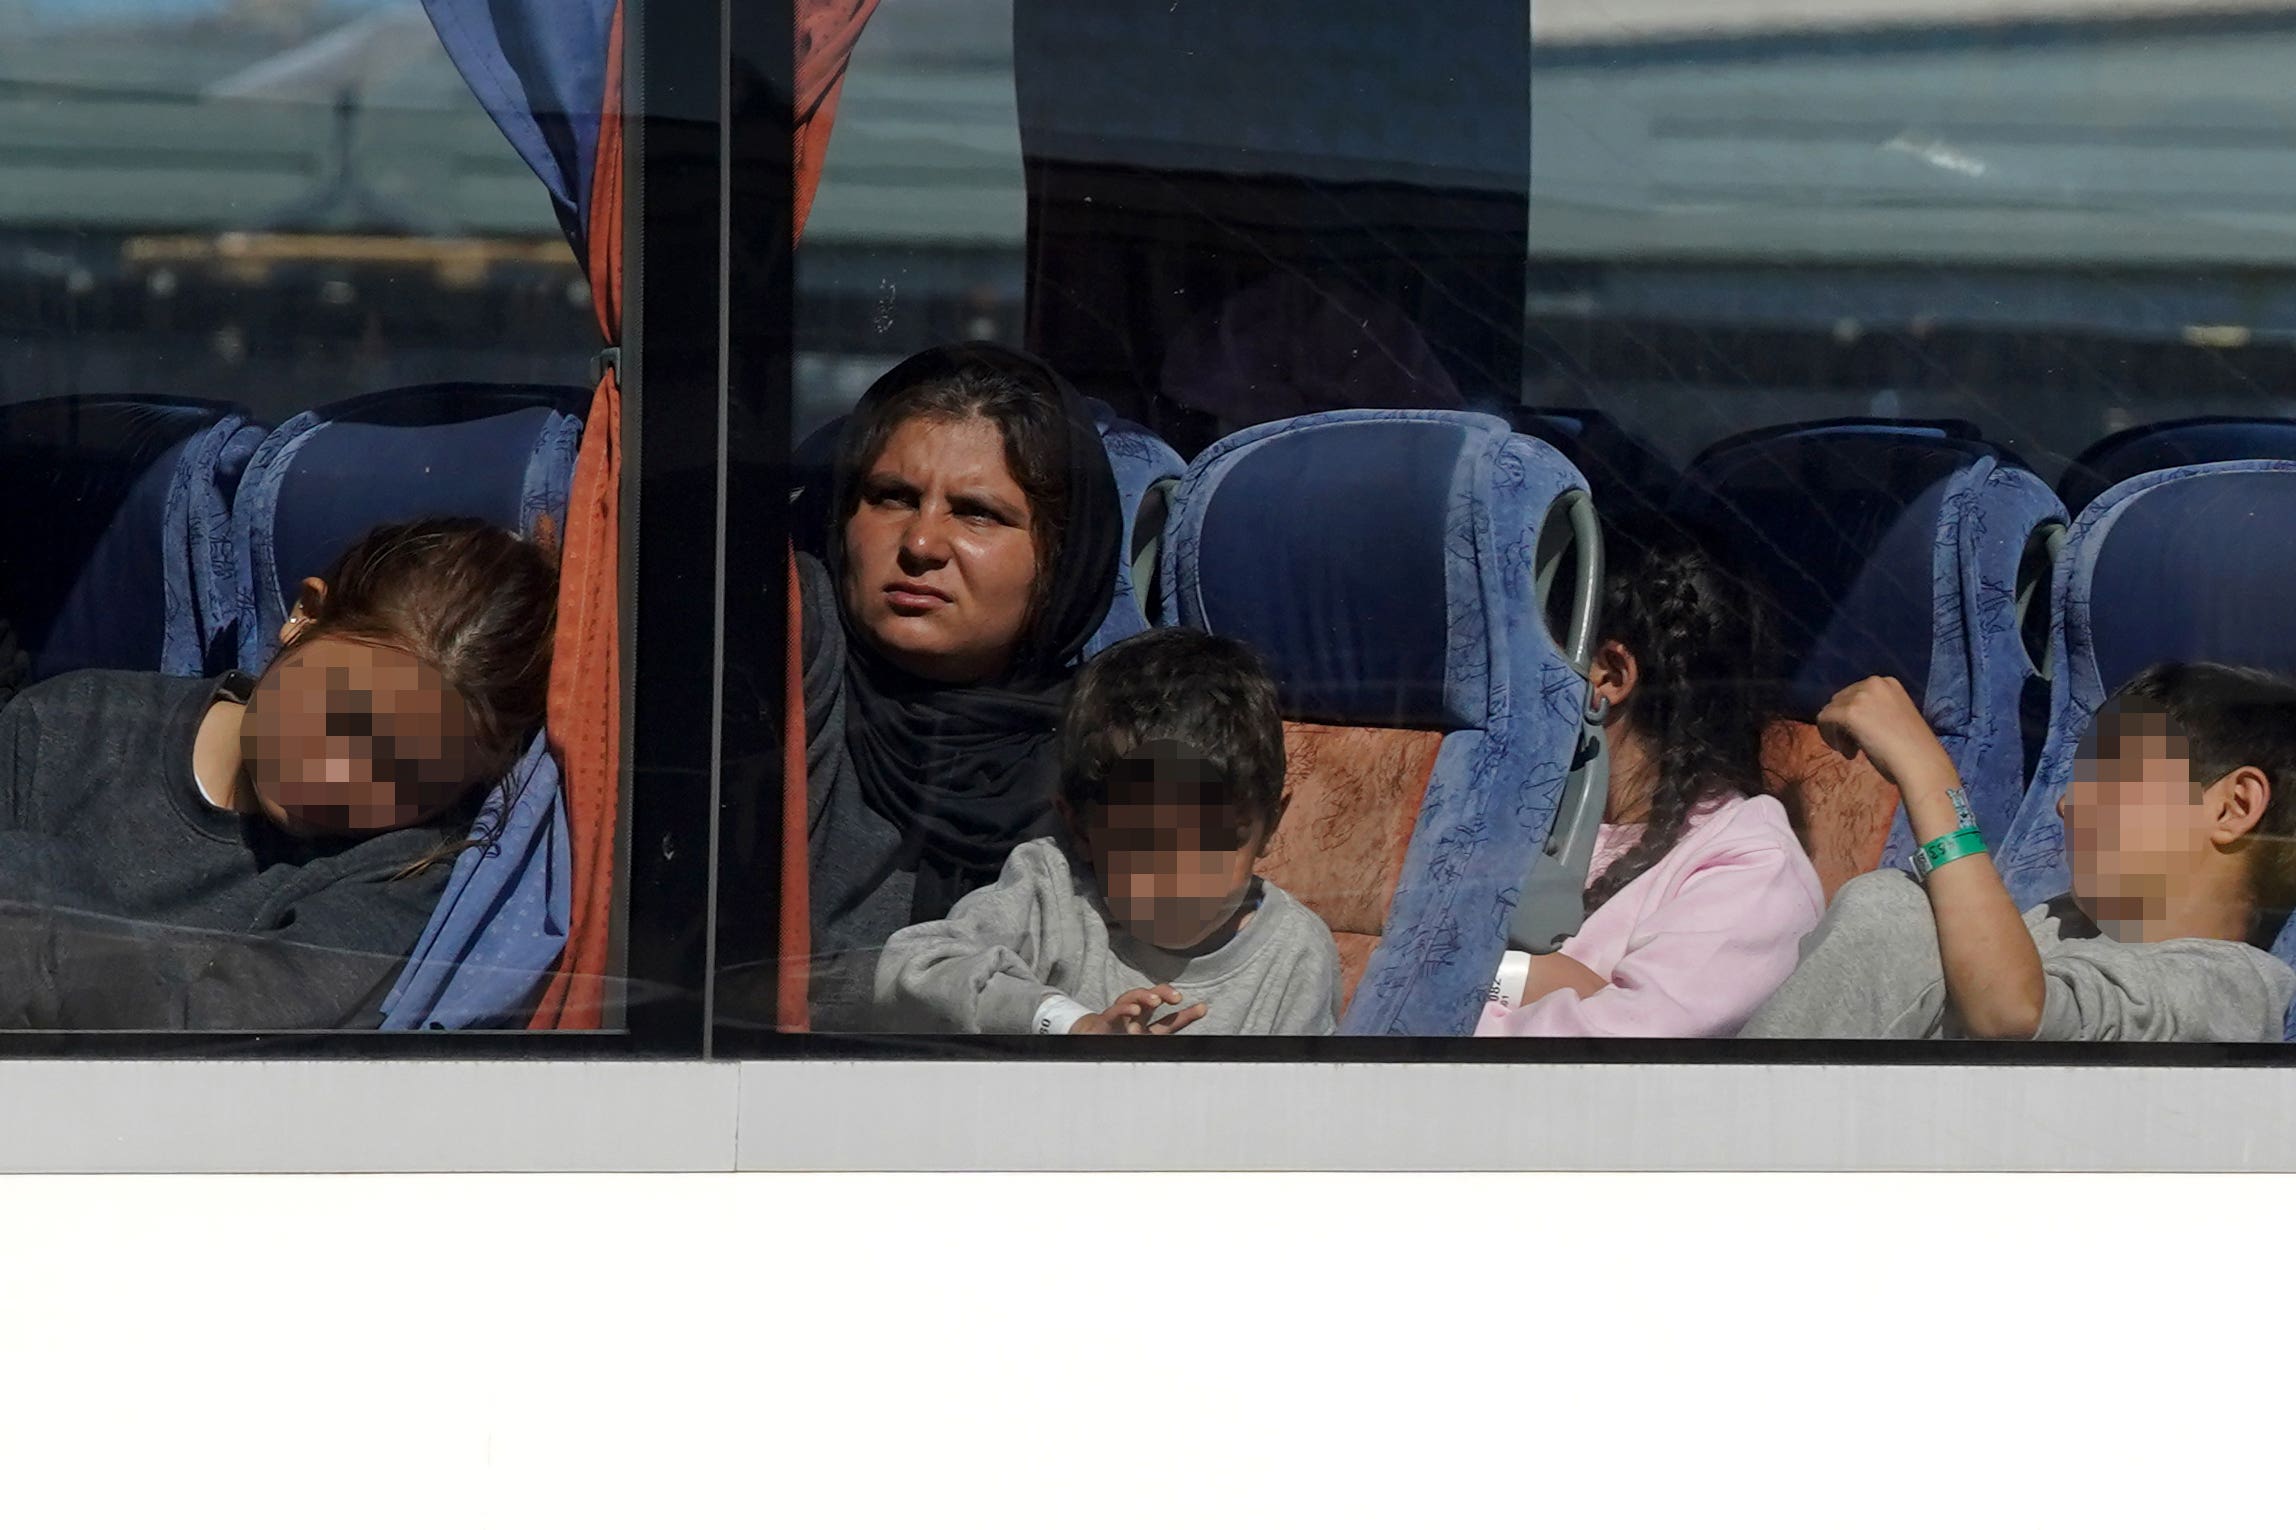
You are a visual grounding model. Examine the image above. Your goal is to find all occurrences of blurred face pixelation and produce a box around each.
[242,636,477,837]
[1079,748,1266,953]
[2059,703,2214,925]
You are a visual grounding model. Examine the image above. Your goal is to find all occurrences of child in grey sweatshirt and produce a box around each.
[875,629,1339,1037]
[1744,663,2296,1042]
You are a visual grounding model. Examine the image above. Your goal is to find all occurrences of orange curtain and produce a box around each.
[537,0,874,1030]
[529,1,626,1030]
[777,0,881,1032]
[795,1,881,240]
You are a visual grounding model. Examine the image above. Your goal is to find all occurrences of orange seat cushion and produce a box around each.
[1763,720,1902,902]
[1257,722,1445,1010]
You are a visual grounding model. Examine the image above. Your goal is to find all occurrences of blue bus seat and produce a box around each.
[1994,461,2296,1036]
[231,382,589,673]
[1084,400,1186,655]
[1668,420,2066,876]
[789,400,1183,659]
[2060,417,2296,517]
[1162,409,1596,1035]
[1512,407,1678,521]
[0,394,264,681]
[379,731,570,1030]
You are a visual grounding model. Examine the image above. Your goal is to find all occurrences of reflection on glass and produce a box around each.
[781,2,2296,1050]
[0,0,601,1036]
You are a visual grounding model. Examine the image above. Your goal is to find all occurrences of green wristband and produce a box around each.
[1912,826,1988,879]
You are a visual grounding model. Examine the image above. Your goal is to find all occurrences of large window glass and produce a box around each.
[3,0,594,412]
[773,0,2296,1054]
[0,0,632,1046]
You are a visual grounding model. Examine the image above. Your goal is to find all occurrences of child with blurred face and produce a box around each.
[874,628,1340,1037]
[197,520,551,839]
[1743,662,2296,1043]
[0,518,555,1031]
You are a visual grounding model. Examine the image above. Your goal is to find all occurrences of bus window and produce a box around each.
[778,0,2296,1053]
[0,1,617,1040]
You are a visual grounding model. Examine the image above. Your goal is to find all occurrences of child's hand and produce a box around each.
[1816,676,1959,796]
[1071,985,1208,1035]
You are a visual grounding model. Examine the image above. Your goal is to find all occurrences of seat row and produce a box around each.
[13,389,2296,1035]
[1066,408,2296,1037]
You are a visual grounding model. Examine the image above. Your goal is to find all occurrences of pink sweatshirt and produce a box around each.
[1475,794,1823,1039]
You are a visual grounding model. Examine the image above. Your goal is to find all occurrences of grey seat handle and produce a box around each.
[1509,487,1610,956]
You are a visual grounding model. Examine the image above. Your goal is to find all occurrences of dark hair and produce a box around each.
[836,352,1076,636]
[1582,518,1781,910]
[2105,661,2296,925]
[1058,628,1288,843]
[291,517,558,786]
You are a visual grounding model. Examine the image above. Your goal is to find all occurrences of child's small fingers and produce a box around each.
[1157,1004,1209,1033]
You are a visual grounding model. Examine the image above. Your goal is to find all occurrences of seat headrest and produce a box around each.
[2081,464,2296,693]
[1670,429,2008,714]
[0,395,244,672]
[1691,416,1989,471]
[1173,410,1555,731]
[2062,417,2296,517]
[243,384,587,661]
[1511,407,1677,520]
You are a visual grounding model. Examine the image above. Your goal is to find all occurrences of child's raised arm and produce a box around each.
[1818,677,2044,1039]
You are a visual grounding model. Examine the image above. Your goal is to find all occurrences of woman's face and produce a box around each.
[841,413,1042,685]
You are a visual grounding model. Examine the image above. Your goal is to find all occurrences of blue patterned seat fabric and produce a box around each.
[230,382,589,675]
[1083,400,1186,657]
[1993,461,2296,1038]
[1163,408,1593,1036]
[1668,420,2066,869]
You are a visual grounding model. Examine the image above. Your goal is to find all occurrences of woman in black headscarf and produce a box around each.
[796,343,1121,1026]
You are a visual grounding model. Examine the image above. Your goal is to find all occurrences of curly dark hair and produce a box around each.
[1579,517,1782,911]
[1058,628,1288,846]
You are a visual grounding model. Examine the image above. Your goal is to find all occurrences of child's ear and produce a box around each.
[1589,639,1638,710]
[277,576,328,646]
[2208,765,2273,848]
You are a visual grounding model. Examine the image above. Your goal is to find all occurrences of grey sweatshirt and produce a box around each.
[874,836,1341,1036]
[1741,869,2295,1042]
[0,670,462,1031]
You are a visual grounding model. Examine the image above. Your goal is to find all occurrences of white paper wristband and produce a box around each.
[1486,950,1534,1012]
[1033,995,1093,1036]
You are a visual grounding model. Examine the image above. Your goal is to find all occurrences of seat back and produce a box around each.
[1669,421,2065,886]
[0,394,264,681]
[1163,409,1595,1035]
[1512,407,1678,521]
[231,382,589,672]
[1083,401,1187,655]
[2061,417,2296,517]
[1998,462,2296,1034]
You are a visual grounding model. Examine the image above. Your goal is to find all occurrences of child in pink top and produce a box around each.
[1479,521,1823,1038]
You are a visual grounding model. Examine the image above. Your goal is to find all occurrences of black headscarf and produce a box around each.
[824,343,1121,922]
